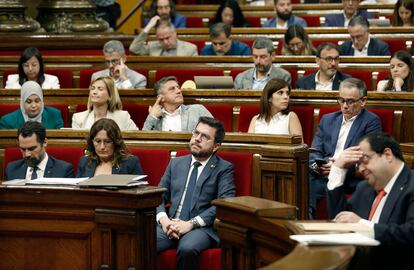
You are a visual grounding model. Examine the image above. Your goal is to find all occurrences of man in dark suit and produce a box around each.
[309,77,382,218]
[324,0,371,27]
[328,132,414,269]
[297,42,351,90]
[5,121,74,180]
[156,117,235,270]
[339,16,390,56]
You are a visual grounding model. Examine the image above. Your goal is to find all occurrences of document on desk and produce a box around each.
[77,174,148,187]
[290,233,380,246]
[295,222,372,233]
[28,177,89,185]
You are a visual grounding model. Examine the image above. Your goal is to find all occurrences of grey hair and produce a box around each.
[339,77,367,97]
[252,37,274,54]
[103,40,125,55]
[153,76,178,95]
[209,22,231,38]
[348,15,370,32]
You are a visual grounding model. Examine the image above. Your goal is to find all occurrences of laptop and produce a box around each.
[368,18,391,27]
[194,75,234,89]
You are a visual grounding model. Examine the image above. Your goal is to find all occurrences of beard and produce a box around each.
[255,64,271,73]
[277,10,292,21]
[189,143,214,160]
[25,156,41,168]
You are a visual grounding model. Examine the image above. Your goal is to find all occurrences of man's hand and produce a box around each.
[333,211,362,223]
[148,96,164,119]
[114,58,128,82]
[167,219,194,240]
[333,146,363,169]
[319,161,333,176]
[393,77,404,92]
[159,216,174,233]
[144,15,161,33]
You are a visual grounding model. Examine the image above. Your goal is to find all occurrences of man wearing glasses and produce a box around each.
[156,116,235,270]
[92,40,147,89]
[297,42,351,90]
[309,77,382,218]
[328,132,414,269]
[324,0,372,27]
[339,16,390,56]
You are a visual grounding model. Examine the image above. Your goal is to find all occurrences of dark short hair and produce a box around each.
[153,76,178,95]
[18,47,45,86]
[209,22,231,38]
[316,42,340,58]
[17,121,46,144]
[358,132,404,161]
[196,116,225,144]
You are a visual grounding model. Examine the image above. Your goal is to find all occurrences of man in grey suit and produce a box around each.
[143,76,212,131]
[156,116,236,270]
[92,40,147,89]
[234,37,291,90]
[129,17,198,56]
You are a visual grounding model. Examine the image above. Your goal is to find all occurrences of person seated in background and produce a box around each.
[248,78,303,140]
[263,0,307,28]
[339,16,390,56]
[309,78,381,218]
[156,116,235,270]
[281,24,316,56]
[297,42,351,90]
[392,0,414,27]
[144,0,186,28]
[92,40,147,89]
[324,0,372,27]
[5,121,73,180]
[210,0,249,27]
[77,118,144,177]
[129,18,198,56]
[328,133,414,270]
[234,37,291,90]
[377,50,414,92]
[201,23,251,56]
[143,76,212,131]
[92,0,121,29]
[72,77,138,131]
[0,81,63,129]
[5,47,60,89]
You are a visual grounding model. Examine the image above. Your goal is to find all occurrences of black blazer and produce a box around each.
[339,38,390,56]
[76,155,144,177]
[296,71,351,90]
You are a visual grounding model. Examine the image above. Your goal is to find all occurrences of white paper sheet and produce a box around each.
[290,233,380,246]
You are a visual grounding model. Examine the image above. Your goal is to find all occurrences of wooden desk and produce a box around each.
[0,184,165,270]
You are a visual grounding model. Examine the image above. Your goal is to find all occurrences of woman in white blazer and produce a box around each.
[5,47,60,89]
[72,76,138,131]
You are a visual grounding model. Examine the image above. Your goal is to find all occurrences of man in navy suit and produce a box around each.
[328,132,414,269]
[156,117,235,270]
[5,121,74,180]
[339,16,390,56]
[325,0,372,27]
[263,0,307,28]
[309,78,381,218]
[297,42,351,91]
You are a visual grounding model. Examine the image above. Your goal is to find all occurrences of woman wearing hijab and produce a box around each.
[0,81,63,129]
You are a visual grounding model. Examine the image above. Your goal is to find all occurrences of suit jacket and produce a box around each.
[327,165,414,270]
[324,10,371,27]
[339,38,390,56]
[157,154,235,243]
[91,68,147,89]
[263,15,307,28]
[234,65,292,89]
[0,106,64,130]
[76,155,144,177]
[296,71,351,90]
[129,31,198,56]
[71,109,138,131]
[5,74,60,89]
[5,156,74,180]
[201,41,251,56]
[142,104,212,131]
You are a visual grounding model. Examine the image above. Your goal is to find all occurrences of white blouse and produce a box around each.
[255,112,290,134]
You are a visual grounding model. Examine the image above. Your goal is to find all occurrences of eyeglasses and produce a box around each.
[191,130,212,142]
[93,139,113,147]
[357,152,379,167]
[105,58,121,65]
[288,42,303,50]
[337,97,364,106]
[320,56,340,63]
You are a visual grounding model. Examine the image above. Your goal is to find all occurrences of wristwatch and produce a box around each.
[190,218,200,228]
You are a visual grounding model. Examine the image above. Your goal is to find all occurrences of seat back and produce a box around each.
[204,105,233,132]
[301,15,321,27]
[154,69,224,86]
[342,69,372,91]
[3,69,73,88]
[375,70,389,90]
[3,146,84,178]
[186,16,204,28]
[79,68,148,88]
[291,105,313,146]
[128,148,171,186]
[237,105,259,132]
[383,39,407,54]
[245,16,262,27]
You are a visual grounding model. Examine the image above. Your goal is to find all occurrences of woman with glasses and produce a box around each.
[5,47,60,89]
[377,50,414,92]
[72,76,139,130]
[77,118,144,177]
[248,79,303,141]
[281,24,315,56]
[392,0,414,27]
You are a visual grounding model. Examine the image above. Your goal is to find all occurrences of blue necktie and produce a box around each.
[179,161,201,221]
[31,167,38,180]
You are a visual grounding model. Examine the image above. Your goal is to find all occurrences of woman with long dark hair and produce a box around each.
[377,50,414,92]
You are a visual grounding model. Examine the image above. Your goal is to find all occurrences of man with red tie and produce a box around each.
[328,132,414,269]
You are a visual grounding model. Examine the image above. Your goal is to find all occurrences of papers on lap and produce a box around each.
[290,233,380,246]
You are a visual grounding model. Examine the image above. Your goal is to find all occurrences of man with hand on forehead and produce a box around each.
[92,40,147,89]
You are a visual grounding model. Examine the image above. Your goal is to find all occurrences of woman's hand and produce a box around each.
[393,77,404,91]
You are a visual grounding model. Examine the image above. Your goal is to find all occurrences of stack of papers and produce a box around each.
[290,233,380,246]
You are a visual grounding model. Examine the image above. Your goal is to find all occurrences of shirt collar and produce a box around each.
[191,155,212,168]
[315,70,336,84]
[253,65,273,80]
[383,162,405,195]
[37,152,49,172]
[162,105,181,116]
[352,37,371,52]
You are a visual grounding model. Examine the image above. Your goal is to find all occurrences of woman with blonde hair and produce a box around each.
[72,76,138,130]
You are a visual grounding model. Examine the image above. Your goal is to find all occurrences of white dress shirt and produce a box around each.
[25,153,49,180]
[162,106,182,131]
[353,38,371,57]
[315,71,335,91]
[333,114,357,159]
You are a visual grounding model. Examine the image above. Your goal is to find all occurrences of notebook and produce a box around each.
[194,76,234,89]
[77,174,148,187]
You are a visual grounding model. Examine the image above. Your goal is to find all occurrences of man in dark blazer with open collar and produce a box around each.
[156,117,235,270]
[309,78,381,218]
[297,42,351,91]
[324,0,372,27]
[327,132,414,270]
[5,121,73,181]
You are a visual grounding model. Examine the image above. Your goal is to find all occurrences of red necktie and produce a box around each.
[368,189,387,221]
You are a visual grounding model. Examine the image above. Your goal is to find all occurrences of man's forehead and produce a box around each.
[320,48,339,57]
[18,134,38,143]
[339,86,359,97]
[253,48,270,56]
[195,123,215,135]
[104,52,122,59]
[163,80,179,89]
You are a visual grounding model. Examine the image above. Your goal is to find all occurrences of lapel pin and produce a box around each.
[210,164,216,168]
[400,186,404,191]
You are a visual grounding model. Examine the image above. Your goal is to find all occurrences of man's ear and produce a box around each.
[43,138,48,148]
[121,55,127,64]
